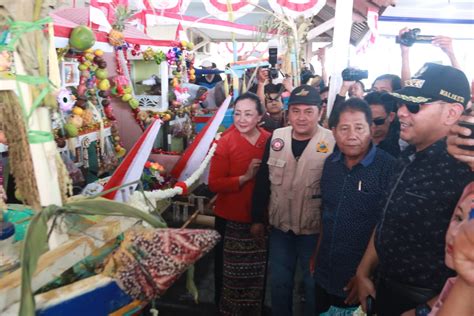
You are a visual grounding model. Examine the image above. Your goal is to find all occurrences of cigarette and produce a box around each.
[358,181,362,191]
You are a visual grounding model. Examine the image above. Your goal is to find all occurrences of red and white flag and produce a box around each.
[103,119,162,201]
[171,96,232,181]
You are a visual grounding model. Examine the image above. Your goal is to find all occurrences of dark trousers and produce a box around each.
[375,278,437,316]
[214,216,226,306]
[314,282,358,314]
[269,228,318,316]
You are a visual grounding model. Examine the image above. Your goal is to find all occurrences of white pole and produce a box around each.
[327,1,354,117]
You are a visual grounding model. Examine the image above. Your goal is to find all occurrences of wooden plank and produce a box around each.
[0,216,137,313]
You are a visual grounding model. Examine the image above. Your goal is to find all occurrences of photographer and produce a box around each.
[399,27,461,85]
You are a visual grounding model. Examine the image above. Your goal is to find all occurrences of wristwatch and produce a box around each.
[415,303,432,316]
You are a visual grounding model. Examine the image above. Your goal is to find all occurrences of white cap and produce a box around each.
[201,60,212,68]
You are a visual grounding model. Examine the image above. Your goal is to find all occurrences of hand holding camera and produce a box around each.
[396,28,435,47]
[341,67,368,82]
[447,115,474,171]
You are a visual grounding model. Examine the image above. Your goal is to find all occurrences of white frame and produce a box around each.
[60,61,80,87]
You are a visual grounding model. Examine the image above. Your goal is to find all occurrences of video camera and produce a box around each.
[395,28,435,47]
[341,67,368,81]
[268,39,279,80]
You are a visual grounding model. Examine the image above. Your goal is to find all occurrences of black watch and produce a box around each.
[415,303,432,316]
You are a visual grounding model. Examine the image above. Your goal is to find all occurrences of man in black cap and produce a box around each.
[251,85,335,316]
[345,63,474,316]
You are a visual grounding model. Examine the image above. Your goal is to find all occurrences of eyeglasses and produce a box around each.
[372,117,387,126]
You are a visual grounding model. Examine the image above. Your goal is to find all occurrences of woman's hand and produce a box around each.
[239,159,261,184]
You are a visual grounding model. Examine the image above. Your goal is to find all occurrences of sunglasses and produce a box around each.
[398,100,444,114]
[398,103,421,114]
[373,117,387,126]
[321,98,328,104]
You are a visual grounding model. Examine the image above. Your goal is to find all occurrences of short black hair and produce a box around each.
[364,91,397,114]
[331,97,372,128]
[234,92,264,115]
[264,83,283,95]
[372,74,402,91]
[320,86,329,95]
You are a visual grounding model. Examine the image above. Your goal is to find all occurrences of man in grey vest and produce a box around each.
[251,85,335,316]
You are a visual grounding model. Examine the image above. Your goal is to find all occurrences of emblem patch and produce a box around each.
[316,141,329,153]
[271,138,285,151]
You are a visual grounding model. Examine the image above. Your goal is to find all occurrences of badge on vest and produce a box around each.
[271,138,285,151]
[316,141,329,153]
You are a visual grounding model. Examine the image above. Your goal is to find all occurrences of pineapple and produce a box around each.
[108,5,135,47]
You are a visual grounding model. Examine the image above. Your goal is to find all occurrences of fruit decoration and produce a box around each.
[142,47,155,61]
[153,50,166,65]
[55,47,127,158]
[69,26,96,51]
[130,44,141,57]
[108,5,135,47]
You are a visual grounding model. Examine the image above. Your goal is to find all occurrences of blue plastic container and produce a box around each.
[195,109,234,133]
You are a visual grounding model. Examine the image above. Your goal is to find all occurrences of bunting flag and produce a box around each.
[356,7,379,55]
[144,0,191,14]
[367,7,379,44]
[175,22,189,42]
[171,96,232,181]
[102,120,162,201]
[202,0,259,20]
[268,0,326,19]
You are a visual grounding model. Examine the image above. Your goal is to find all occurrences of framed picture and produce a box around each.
[60,61,80,87]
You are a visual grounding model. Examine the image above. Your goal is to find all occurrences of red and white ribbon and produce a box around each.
[202,0,259,20]
[268,0,326,19]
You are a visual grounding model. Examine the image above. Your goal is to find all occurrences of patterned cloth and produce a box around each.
[375,139,473,291]
[219,221,267,316]
[315,145,396,297]
[102,228,220,300]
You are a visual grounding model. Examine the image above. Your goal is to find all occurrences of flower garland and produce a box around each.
[127,139,218,213]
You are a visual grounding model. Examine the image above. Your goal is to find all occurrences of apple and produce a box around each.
[98,79,110,91]
[95,68,108,80]
[128,98,139,109]
[121,93,132,102]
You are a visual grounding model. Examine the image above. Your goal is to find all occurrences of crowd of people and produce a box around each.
[208,29,474,316]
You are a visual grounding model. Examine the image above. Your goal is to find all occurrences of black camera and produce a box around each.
[395,28,435,47]
[341,67,368,81]
[268,40,279,80]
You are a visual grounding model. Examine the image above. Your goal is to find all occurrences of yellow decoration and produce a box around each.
[72,107,84,115]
